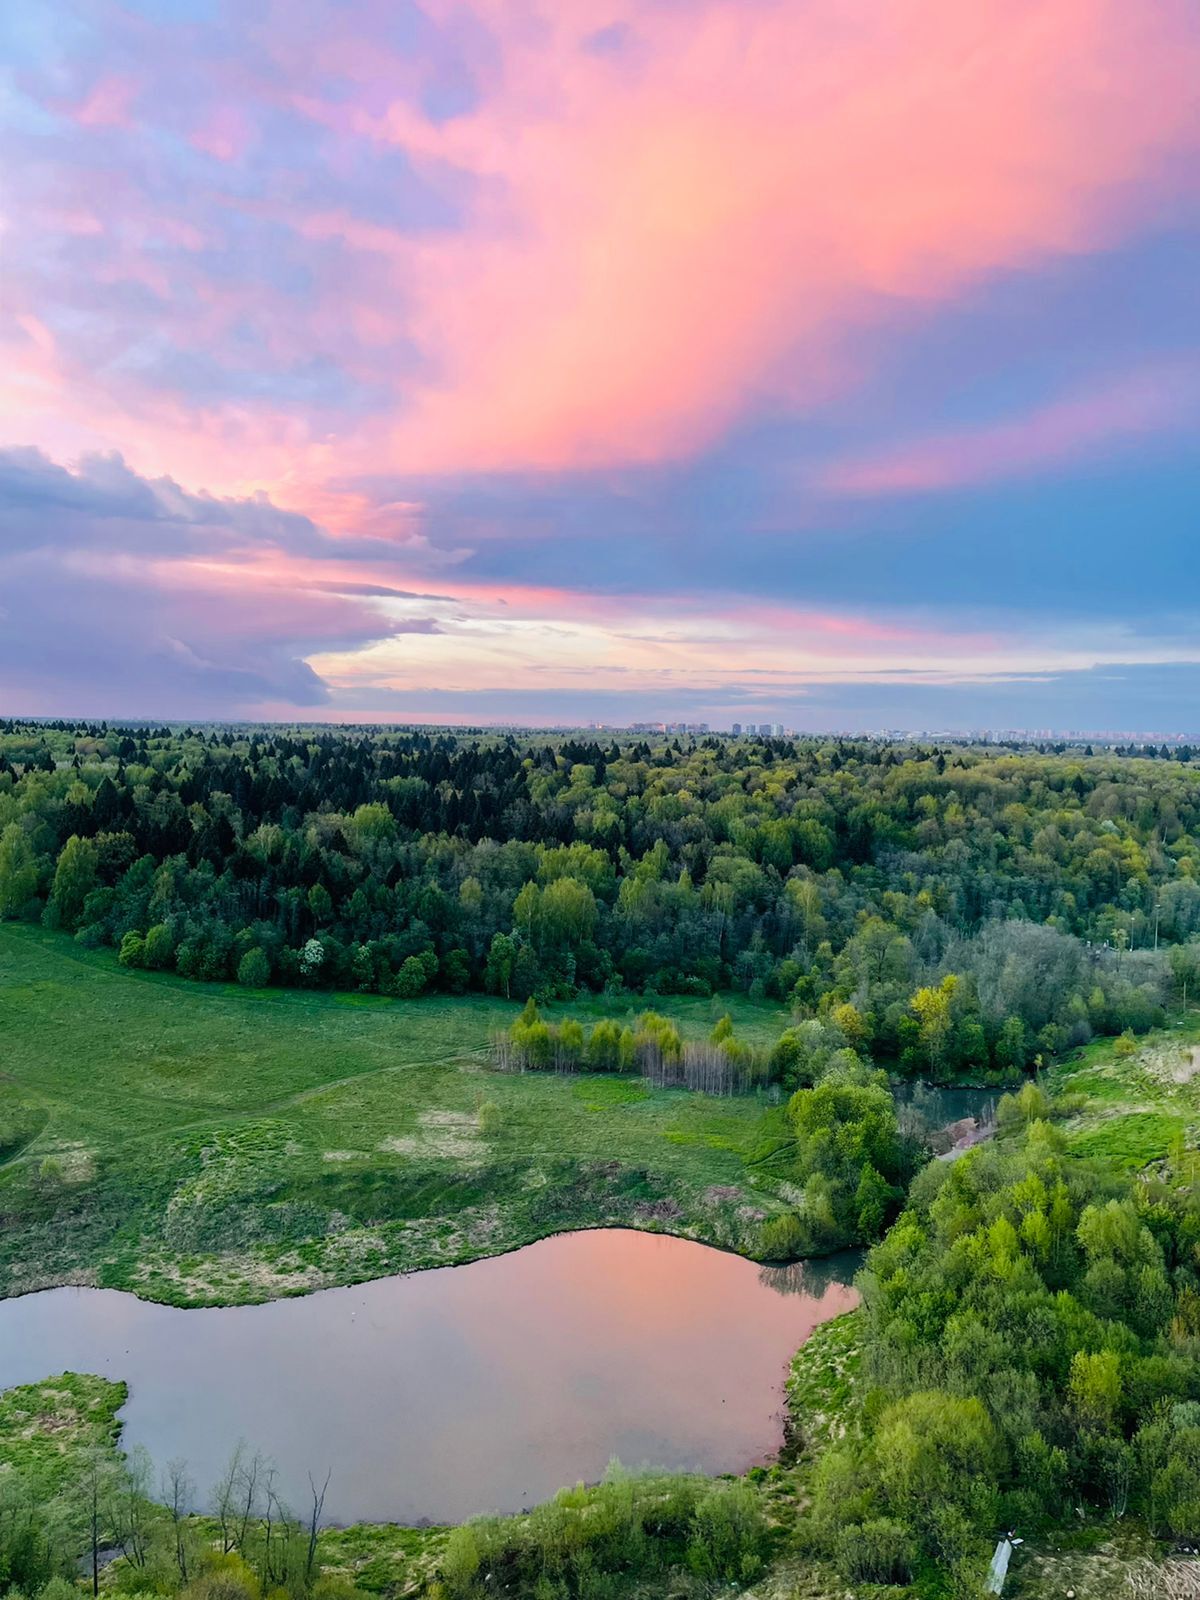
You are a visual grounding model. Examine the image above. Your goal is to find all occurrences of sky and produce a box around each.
[1,0,1198,732]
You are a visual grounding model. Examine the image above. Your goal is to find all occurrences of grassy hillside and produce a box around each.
[0,926,797,1305]
[1050,1010,1200,1167]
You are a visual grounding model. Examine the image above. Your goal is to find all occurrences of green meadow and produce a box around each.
[0,925,796,1305]
[1050,1009,1200,1169]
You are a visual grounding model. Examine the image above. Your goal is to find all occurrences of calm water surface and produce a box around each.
[0,1229,859,1525]
[892,1081,999,1127]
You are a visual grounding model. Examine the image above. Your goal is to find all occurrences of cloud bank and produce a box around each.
[1,0,1198,725]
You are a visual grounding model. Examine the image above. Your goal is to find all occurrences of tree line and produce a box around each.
[1,722,1198,1074]
[493,1002,772,1094]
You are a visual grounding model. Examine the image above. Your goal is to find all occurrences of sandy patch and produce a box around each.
[39,1143,96,1184]
[378,1110,481,1161]
[1141,1042,1200,1086]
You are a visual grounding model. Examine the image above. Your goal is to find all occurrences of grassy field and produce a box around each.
[0,925,799,1305]
[1049,1010,1200,1169]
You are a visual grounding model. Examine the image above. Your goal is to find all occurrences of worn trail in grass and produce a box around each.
[0,926,796,1305]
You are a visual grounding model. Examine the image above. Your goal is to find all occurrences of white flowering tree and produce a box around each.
[299,938,326,978]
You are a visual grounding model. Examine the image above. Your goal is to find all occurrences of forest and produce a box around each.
[807,1129,1200,1591]
[3,723,1200,1595]
[2,721,1198,1084]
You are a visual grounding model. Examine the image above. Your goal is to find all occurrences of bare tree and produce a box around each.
[260,1466,299,1593]
[212,1441,264,1555]
[106,1445,152,1569]
[232,1447,267,1554]
[305,1470,331,1584]
[83,1449,112,1598]
[161,1458,195,1585]
[259,1466,279,1590]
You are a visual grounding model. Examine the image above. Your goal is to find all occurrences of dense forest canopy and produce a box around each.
[809,1131,1200,1591]
[2,720,1198,1077]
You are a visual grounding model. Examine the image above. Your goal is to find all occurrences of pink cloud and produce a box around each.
[345,0,1200,473]
[160,540,954,658]
[189,106,254,163]
[818,368,1197,496]
[15,316,56,359]
[6,0,1199,509]
[70,75,138,129]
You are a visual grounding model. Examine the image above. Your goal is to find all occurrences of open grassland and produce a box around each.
[1050,1009,1200,1169]
[0,926,797,1305]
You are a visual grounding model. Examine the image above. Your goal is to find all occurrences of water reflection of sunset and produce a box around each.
[0,1229,858,1523]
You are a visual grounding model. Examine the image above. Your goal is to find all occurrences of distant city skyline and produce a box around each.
[1,1,1197,726]
[8,710,1199,749]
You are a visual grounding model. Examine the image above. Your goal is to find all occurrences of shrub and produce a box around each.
[237,947,271,988]
[181,1569,259,1600]
[685,1480,767,1582]
[394,955,428,998]
[441,948,471,994]
[760,1212,806,1260]
[476,1100,503,1135]
[586,1018,623,1071]
[143,922,175,969]
[835,1518,914,1585]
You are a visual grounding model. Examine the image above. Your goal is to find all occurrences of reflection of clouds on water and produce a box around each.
[758,1251,863,1298]
[0,1229,858,1525]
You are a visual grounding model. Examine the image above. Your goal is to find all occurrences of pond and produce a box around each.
[0,1229,860,1526]
[892,1081,1000,1155]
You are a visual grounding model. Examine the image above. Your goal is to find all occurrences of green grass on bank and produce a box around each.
[0,925,796,1305]
[1049,1010,1200,1170]
[0,1371,127,1500]
[784,1308,864,1461]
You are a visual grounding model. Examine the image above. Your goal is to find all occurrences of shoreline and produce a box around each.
[0,1218,864,1311]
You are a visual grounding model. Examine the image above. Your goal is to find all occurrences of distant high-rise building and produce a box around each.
[731,723,743,735]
